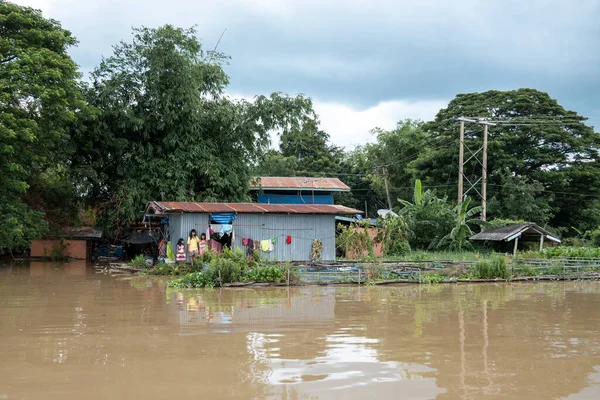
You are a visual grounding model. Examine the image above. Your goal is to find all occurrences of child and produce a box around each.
[187,229,200,267]
[176,238,186,263]
[199,232,208,255]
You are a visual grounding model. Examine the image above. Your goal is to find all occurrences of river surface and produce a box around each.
[1,261,600,399]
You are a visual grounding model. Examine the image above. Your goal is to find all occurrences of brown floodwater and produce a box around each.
[1,261,600,399]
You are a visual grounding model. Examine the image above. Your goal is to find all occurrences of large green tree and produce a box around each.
[77,25,315,233]
[412,89,600,233]
[255,119,345,176]
[360,119,429,206]
[0,2,85,247]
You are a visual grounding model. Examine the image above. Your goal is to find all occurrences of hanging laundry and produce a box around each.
[271,237,277,244]
[261,240,272,252]
[220,224,232,234]
[242,238,249,246]
[246,239,254,256]
[311,239,323,261]
[269,241,275,252]
[167,242,175,261]
[254,241,260,250]
[286,236,292,245]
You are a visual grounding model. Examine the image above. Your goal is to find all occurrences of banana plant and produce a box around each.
[437,196,487,250]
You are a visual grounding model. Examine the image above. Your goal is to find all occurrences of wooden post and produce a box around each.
[481,124,488,221]
[458,120,465,207]
[383,168,392,210]
[365,200,368,218]
[539,235,544,251]
[513,237,519,257]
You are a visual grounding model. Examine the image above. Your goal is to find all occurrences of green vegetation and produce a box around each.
[417,272,445,284]
[45,240,70,261]
[473,258,509,279]
[1,2,86,247]
[128,255,147,268]
[166,249,292,288]
[539,246,600,259]
[242,266,287,283]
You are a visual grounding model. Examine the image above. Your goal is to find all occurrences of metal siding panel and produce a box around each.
[232,213,335,262]
[170,213,209,253]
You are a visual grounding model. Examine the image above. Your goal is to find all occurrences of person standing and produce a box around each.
[175,238,186,263]
[199,233,208,255]
[187,229,201,267]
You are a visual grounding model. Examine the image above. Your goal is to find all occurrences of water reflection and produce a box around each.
[0,262,600,399]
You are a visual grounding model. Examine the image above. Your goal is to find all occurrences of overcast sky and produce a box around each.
[13,0,600,148]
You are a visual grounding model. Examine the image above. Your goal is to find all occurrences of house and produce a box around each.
[30,227,103,260]
[144,201,362,262]
[249,177,350,205]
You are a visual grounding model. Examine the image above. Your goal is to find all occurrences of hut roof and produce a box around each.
[146,201,362,215]
[470,223,561,243]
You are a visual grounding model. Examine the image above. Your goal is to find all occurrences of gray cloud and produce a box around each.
[15,0,600,128]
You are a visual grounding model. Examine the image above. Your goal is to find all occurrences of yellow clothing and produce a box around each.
[188,236,200,252]
[261,240,271,252]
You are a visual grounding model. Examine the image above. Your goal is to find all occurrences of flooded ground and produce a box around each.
[1,261,600,399]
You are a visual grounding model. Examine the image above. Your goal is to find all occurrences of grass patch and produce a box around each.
[472,257,509,279]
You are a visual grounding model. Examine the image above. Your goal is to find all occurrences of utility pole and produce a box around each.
[457,117,491,219]
[481,123,488,221]
[383,167,392,210]
[458,120,465,206]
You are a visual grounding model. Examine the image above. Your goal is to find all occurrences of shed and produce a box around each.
[470,223,561,255]
[31,227,102,260]
[145,202,362,262]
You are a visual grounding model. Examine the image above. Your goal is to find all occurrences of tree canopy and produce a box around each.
[0,2,85,247]
[77,25,315,233]
[412,89,600,232]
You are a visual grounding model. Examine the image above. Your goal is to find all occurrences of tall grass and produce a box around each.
[473,258,508,279]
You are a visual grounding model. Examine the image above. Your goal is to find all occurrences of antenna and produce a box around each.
[207,28,227,64]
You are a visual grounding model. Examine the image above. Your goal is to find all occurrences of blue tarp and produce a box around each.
[209,213,237,224]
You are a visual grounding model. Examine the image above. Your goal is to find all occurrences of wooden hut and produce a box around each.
[470,223,561,255]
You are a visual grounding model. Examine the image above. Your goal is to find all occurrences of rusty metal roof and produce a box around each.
[148,201,362,215]
[249,177,350,191]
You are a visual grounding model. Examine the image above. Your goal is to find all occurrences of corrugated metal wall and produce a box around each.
[233,213,335,261]
[167,213,335,261]
[169,213,209,255]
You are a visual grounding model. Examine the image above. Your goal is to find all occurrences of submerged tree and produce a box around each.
[0,2,86,247]
[78,25,315,233]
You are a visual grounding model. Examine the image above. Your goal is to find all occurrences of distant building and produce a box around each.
[249,177,350,205]
[30,227,102,260]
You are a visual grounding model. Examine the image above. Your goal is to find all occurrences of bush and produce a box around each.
[169,272,216,289]
[129,254,147,268]
[243,266,286,283]
[167,248,251,288]
[473,258,508,279]
[45,239,70,260]
[419,272,445,284]
[541,246,600,259]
